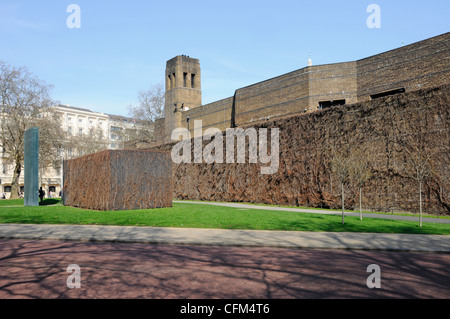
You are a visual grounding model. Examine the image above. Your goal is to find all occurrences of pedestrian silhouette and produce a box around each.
[39,187,45,203]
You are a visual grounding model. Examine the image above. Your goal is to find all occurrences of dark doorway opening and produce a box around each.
[318,99,346,110]
[370,88,405,100]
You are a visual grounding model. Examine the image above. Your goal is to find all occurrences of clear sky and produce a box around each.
[1,0,449,117]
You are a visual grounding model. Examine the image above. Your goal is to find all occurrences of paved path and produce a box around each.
[0,223,449,252]
[175,200,450,224]
[1,239,449,299]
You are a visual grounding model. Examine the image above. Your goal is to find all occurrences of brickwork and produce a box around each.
[157,32,449,144]
[181,97,234,135]
[234,68,310,126]
[357,32,450,102]
[63,150,172,211]
[164,56,202,143]
[308,62,358,109]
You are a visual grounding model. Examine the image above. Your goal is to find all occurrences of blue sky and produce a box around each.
[1,0,449,116]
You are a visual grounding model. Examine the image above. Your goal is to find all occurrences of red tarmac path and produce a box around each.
[0,239,449,299]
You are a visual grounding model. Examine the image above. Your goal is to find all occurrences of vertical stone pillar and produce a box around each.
[24,127,39,206]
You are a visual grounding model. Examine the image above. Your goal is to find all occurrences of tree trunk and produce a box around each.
[419,181,423,228]
[341,182,345,225]
[10,162,22,199]
[359,187,363,221]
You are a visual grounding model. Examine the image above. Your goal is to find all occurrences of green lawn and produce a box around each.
[0,198,25,206]
[0,199,448,235]
[182,199,450,219]
[0,198,61,207]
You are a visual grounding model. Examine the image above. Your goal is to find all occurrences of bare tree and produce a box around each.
[0,61,54,198]
[402,144,434,227]
[397,109,436,227]
[349,148,372,220]
[330,146,352,224]
[127,82,164,144]
[67,126,109,158]
[37,111,67,168]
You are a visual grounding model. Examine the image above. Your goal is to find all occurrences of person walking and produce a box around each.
[39,187,45,203]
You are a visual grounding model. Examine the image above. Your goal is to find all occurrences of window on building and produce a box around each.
[49,186,56,193]
[68,126,73,134]
[79,128,83,135]
[4,186,11,193]
[183,73,188,87]
[318,99,346,110]
[191,74,195,88]
[370,88,405,100]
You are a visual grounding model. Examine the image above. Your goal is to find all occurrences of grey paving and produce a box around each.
[0,223,449,252]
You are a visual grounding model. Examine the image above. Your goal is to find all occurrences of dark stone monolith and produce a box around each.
[24,127,39,206]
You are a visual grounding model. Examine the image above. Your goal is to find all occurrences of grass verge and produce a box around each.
[0,200,448,235]
[177,199,450,219]
[0,198,61,207]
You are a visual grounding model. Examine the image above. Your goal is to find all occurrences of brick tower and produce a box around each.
[164,55,202,141]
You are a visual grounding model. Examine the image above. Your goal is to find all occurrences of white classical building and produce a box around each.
[56,105,110,143]
[0,105,143,199]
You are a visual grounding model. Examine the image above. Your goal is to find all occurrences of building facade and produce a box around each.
[155,32,450,144]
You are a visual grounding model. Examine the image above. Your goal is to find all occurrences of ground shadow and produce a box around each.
[0,239,449,299]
